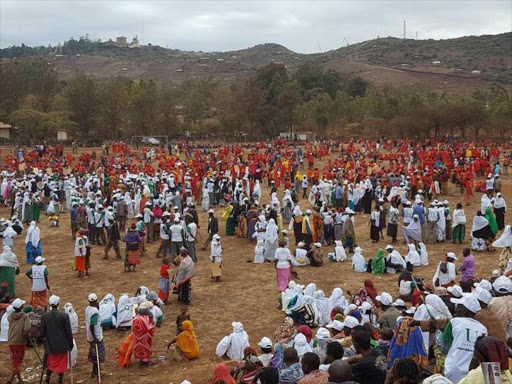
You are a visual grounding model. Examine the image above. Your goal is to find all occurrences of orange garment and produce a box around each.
[117,333,134,367]
[176,321,200,360]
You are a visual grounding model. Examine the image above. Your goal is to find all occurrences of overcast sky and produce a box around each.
[0,1,510,53]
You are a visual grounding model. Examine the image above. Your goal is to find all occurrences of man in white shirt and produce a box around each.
[441,294,487,383]
[257,337,274,367]
[85,293,106,379]
[185,218,198,263]
[143,202,154,244]
[155,213,170,259]
[169,218,184,263]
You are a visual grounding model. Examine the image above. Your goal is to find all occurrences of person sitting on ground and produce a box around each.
[279,347,304,384]
[319,341,345,372]
[298,352,329,384]
[327,360,357,384]
[308,243,323,267]
[350,330,388,384]
[167,320,199,361]
[216,322,250,360]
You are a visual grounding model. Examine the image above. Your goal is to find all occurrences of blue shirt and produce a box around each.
[413,205,425,225]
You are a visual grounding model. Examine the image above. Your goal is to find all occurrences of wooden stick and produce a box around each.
[69,351,74,384]
[95,343,102,383]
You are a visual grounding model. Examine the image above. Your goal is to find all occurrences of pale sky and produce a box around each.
[0,0,511,53]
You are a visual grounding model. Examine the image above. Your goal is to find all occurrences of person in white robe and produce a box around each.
[281,281,297,311]
[293,333,312,358]
[313,290,330,327]
[352,247,366,272]
[253,238,265,264]
[99,293,116,328]
[385,245,406,273]
[436,203,446,242]
[215,322,250,360]
[328,287,348,315]
[402,215,422,246]
[405,244,421,267]
[419,242,429,266]
[329,240,347,262]
[263,219,278,262]
[116,295,134,328]
[0,305,14,342]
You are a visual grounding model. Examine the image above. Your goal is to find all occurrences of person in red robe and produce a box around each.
[132,303,156,365]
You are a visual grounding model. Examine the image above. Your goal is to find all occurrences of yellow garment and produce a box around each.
[458,366,512,384]
[221,205,233,221]
[296,171,303,181]
[176,320,200,360]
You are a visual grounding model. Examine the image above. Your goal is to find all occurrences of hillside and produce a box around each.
[325,33,512,82]
[1,33,511,92]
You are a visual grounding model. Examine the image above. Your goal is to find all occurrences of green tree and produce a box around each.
[100,77,129,140]
[66,73,100,139]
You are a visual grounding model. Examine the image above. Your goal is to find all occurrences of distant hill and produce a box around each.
[324,32,512,83]
[1,33,511,91]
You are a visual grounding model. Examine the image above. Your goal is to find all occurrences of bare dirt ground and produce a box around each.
[0,147,509,383]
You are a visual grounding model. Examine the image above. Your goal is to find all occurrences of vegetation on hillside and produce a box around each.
[0,60,511,144]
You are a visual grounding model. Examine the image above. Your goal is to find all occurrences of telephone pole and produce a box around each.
[403,20,406,39]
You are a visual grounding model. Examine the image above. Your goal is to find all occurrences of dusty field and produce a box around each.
[0,149,509,383]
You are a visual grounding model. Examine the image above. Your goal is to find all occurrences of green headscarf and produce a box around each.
[485,207,498,236]
[371,248,386,275]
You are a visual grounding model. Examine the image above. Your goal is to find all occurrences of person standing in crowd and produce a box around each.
[105,215,122,259]
[202,209,218,250]
[26,256,50,310]
[6,298,31,384]
[210,234,222,282]
[41,295,74,384]
[85,293,106,379]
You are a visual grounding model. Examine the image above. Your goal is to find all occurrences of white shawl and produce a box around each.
[493,225,512,248]
[25,221,40,245]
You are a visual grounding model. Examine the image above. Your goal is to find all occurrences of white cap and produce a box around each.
[181,381,192,384]
[316,327,331,340]
[492,270,501,277]
[258,337,273,349]
[297,242,305,248]
[35,256,45,264]
[208,209,214,213]
[385,245,394,250]
[12,298,25,309]
[451,294,481,314]
[341,316,360,329]
[393,299,406,307]
[446,252,457,260]
[213,234,221,240]
[492,276,512,293]
[473,287,493,305]
[474,279,492,292]
[376,292,393,306]
[88,293,98,302]
[314,242,322,248]
[447,285,463,298]
[405,306,417,314]
[49,295,60,306]
[326,320,344,331]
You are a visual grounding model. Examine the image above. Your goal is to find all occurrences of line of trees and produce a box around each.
[0,60,511,144]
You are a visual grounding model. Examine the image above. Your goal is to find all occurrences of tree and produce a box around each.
[346,76,369,98]
[100,77,129,140]
[277,80,301,135]
[128,80,160,136]
[66,73,100,139]
[32,64,59,112]
[0,62,23,119]
[159,84,179,137]
[9,108,46,142]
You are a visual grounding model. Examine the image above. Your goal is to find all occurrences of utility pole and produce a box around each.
[416,31,418,40]
[403,20,406,39]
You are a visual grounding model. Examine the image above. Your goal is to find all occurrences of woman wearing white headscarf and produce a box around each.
[304,283,317,298]
[282,281,297,311]
[210,234,222,281]
[452,203,466,244]
[215,322,249,360]
[252,180,262,200]
[63,302,79,334]
[436,203,446,242]
[402,214,422,247]
[124,191,134,219]
[328,287,348,315]
[2,221,16,251]
[405,244,421,267]
[99,293,116,328]
[25,221,42,265]
[116,294,135,328]
[0,305,14,342]
[495,225,512,273]
[352,247,366,273]
[264,219,279,262]
[282,190,294,222]
[425,294,452,320]
[253,215,267,242]
[471,211,492,251]
[0,245,18,298]
[293,333,312,358]
[313,290,330,326]
[332,240,347,262]
[413,298,441,352]
[419,242,429,266]
[494,192,507,230]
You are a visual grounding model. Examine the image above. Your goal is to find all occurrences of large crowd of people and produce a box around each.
[0,137,511,384]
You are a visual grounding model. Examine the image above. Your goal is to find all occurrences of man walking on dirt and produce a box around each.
[41,295,74,384]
